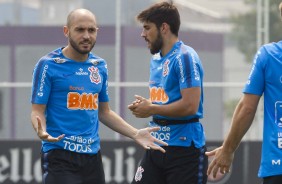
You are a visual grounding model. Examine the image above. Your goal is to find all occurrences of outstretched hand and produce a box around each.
[205,146,233,178]
[133,126,168,153]
[36,116,65,142]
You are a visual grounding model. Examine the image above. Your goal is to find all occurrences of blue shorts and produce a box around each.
[41,149,105,184]
[132,144,208,184]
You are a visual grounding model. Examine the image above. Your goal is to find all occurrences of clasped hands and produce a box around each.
[128,95,153,118]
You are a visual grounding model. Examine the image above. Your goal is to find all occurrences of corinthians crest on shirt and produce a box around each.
[88,66,101,84]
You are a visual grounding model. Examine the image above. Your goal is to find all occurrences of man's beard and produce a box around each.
[150,32,163,55]
[69,37,95,55]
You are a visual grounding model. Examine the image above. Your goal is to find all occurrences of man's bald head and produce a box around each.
[66,9,96,28]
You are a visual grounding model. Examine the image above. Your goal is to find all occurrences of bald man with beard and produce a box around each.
[30,9,167,184]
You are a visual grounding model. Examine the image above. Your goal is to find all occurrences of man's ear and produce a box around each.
[63,26,69,37]
[161,23,170,34]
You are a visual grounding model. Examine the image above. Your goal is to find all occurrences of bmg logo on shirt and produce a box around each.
[67,92,98,110]
[150,87,169,103]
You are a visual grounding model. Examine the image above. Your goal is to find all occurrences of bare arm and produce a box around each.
[98,102,168,152]
[206,94,260,177]
[128,87,200,118]
[31,104,64,142]
[31,104,46,133]
[222,94,260,152]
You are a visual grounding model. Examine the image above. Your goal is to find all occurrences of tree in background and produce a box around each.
[230,0,282,62]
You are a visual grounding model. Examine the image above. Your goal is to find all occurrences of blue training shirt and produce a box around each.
[31,47,109,154]
[243,41,282,177]
[149,41,205,148]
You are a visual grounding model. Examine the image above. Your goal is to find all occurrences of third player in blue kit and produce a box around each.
[206,3,282,184]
